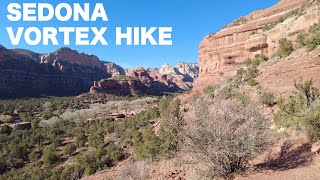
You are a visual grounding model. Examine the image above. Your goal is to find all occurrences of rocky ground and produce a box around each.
[256,48,320,96]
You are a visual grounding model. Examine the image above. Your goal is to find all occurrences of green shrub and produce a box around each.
[309,23,320,34]
[274,79,320,141]
[0,159,7,174]
[303,102,320,140]
[141,125,160,159]
[191,91,202,102]
[234,60,259,87]
[6,158,24,169]
[0,124,12,134]
[203,85,215,94]
[247,66,259,79]
[75,149,114,176]
[9,143,29,160]
[159,97,173,118]
[41,110,53,119]
[129,99,184,160]
[263,23,277,31]
[75,132,87,147]
[42,148,59,166]
[64,144,77,156]
[28,151,38,162]
[296,32,307,47]
[305,32,320,52]
[133,125,160,160]
[260,92,276,107]
[278,16,286,23]
[262,10,300,32]
[106,121,116,134]
[256,85,263,94]
[277,38,294,58]
[132,130,145,158]
[243,58,253,66]
[294,79,319,107]
[19,113,34,122]
[106,143,124,162]
[88,131,105,148]
[61,165,84,179]
[31,119,41,130]
[234,17,247,26]
[158,100,185,157]
[255,54,269,62]
[84,166,95,176]
[247,78,258,86]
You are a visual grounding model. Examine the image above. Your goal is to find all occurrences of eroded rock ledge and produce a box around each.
[195,0,319,90]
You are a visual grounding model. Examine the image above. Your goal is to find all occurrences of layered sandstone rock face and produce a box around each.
[256,48,320,96]
[0,46,123,97]
[159,64,176,75]
[104,62,126,77]
[175,62,199,80]
[194,0,319,90]
[41,48,103,68]
[89,76,147,95]
[126,63,199,91]
[127,67,154,88]
[40,48,125,76]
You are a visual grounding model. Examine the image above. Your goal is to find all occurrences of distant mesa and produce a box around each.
[89,62,199,95]
[0,44,198,98]
[0,45,124,98]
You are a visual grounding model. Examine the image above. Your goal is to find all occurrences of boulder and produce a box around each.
[312,141,320,154]
[13,122,32,131]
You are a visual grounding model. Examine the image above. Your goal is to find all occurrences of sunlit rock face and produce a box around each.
[126,63,199,91]
[194,0,319,90]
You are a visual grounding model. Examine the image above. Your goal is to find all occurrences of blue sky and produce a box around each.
[0,0,280,68]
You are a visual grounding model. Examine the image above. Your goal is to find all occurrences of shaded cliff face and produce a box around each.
[0,46,124,98]
[1,44,196,97]
[194,0,319,89]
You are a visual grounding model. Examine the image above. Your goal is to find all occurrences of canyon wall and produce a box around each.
[0,46,124,97]
[127,63,199,92]
[194,0,320,90]
[90,63,199,96]
[1,45,199,97]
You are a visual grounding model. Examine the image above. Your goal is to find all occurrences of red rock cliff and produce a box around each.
[0,46,123,97]
[194,0,319,90]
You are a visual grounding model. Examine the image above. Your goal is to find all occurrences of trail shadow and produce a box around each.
[255,142,314,171]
